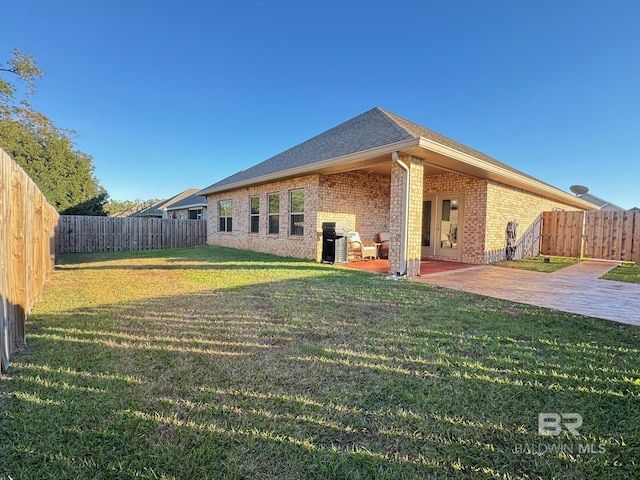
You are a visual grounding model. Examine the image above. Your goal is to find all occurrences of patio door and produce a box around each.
[421,199,434,258]
[422,195,463,259]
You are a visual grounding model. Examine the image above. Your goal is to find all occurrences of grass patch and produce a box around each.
[1,245,639,479]
[601,262,640,284]
[493,256,581,273]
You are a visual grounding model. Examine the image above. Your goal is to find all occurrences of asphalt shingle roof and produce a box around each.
[202,108,415,191]
[165,193,207,210]
[135,188,201,217]
[200,107,544,193]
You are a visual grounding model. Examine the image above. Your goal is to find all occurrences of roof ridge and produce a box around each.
[374,107,417,139]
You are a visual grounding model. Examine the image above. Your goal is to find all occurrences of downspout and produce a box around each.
[392,151,409,276]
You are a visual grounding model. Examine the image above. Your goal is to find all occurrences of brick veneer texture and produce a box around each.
[205,168,587,266]
[424,172,488,264]
[484,181,585,263]
[205,171,391,261]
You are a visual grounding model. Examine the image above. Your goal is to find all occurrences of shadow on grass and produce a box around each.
[2,254,640,479]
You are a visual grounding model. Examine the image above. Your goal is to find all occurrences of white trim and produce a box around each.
[417,137,596,210]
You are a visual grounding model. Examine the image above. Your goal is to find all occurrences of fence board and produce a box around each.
[1,148,58,372]
[56,216,207,253]
[632,211,640,264]
[543,209,640,262]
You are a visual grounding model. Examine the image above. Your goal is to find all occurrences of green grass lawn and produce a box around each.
[1,246,639,479]
[601,262,640,284]
[493,256,581,273]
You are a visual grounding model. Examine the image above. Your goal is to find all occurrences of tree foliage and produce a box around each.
[0,50,108,215]
[104,198,159,217]
[0,49,42,101]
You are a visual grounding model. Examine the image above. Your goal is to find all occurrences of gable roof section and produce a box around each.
[200,108,414,194]
[135,188,201,217]
[165,192,207,211]
[198,108,596,209]
[379,108,542,183]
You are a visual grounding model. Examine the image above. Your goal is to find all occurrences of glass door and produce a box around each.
[421,198,434,258]
[422,195,463,259]
[435,196,462,259]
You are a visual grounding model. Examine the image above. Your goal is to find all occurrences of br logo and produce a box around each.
[538,413,583,436]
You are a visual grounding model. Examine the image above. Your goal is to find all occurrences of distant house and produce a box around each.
[574,192,625,211]
[165,192,207,220]
[135,189,203,218]
[198,107,596,277]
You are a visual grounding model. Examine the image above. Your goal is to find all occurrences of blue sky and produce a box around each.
[2,1,639,208]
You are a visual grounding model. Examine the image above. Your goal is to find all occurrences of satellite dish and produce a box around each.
[570,185,589,196]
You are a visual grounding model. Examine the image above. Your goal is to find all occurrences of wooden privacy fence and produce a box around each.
[541,210,640,263]
[57,215,207,253]
[1,148,59,373]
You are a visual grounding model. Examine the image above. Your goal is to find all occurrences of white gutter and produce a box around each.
[392,151,409,276]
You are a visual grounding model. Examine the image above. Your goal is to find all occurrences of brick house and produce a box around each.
[164,191,207,220]
[198,107,595,277]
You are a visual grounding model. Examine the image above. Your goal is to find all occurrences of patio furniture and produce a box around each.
[348,232,378,260]
[377,232,390,258]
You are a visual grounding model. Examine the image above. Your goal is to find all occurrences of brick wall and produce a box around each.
[423,172,488,264]
[388,156,423,277]
[204,167,586,266]
[389,162,404,275]
[205,170,391,261]
[484,181,585,262]
[318,170,391,241]
[406,157,424,277]
[205,175,321,260]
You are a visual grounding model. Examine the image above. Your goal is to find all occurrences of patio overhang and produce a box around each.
[413,137,597,210]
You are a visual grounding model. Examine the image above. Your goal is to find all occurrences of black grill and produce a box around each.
[321,222,350,263]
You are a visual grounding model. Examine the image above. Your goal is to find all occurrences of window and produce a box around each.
[218,200,232,232]
[189,208,203,220]
[250,196,260,234]
[289,190,304,236]
[268,193,279,235]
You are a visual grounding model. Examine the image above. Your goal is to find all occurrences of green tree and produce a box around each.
[104,198,159,217]
[0,49,108,215]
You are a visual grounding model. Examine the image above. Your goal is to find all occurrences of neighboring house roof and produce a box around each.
[198,107,596,209]
[165,193,207,211]
[629,207,640,212]
[111,200,159,217]
[575,192,625,211]
[135,189,201,217]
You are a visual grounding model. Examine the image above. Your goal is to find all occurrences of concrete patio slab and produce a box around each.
[414,260,640,327]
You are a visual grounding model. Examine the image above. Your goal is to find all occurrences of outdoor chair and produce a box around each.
[348,232,378,260]
[377,232,390,258]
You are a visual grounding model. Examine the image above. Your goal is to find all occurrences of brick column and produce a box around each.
[406,157,424,277]
[388,163,404,276]
[388,156,424,278]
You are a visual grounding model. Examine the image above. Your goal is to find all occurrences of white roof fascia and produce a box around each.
[417,137,597,210]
